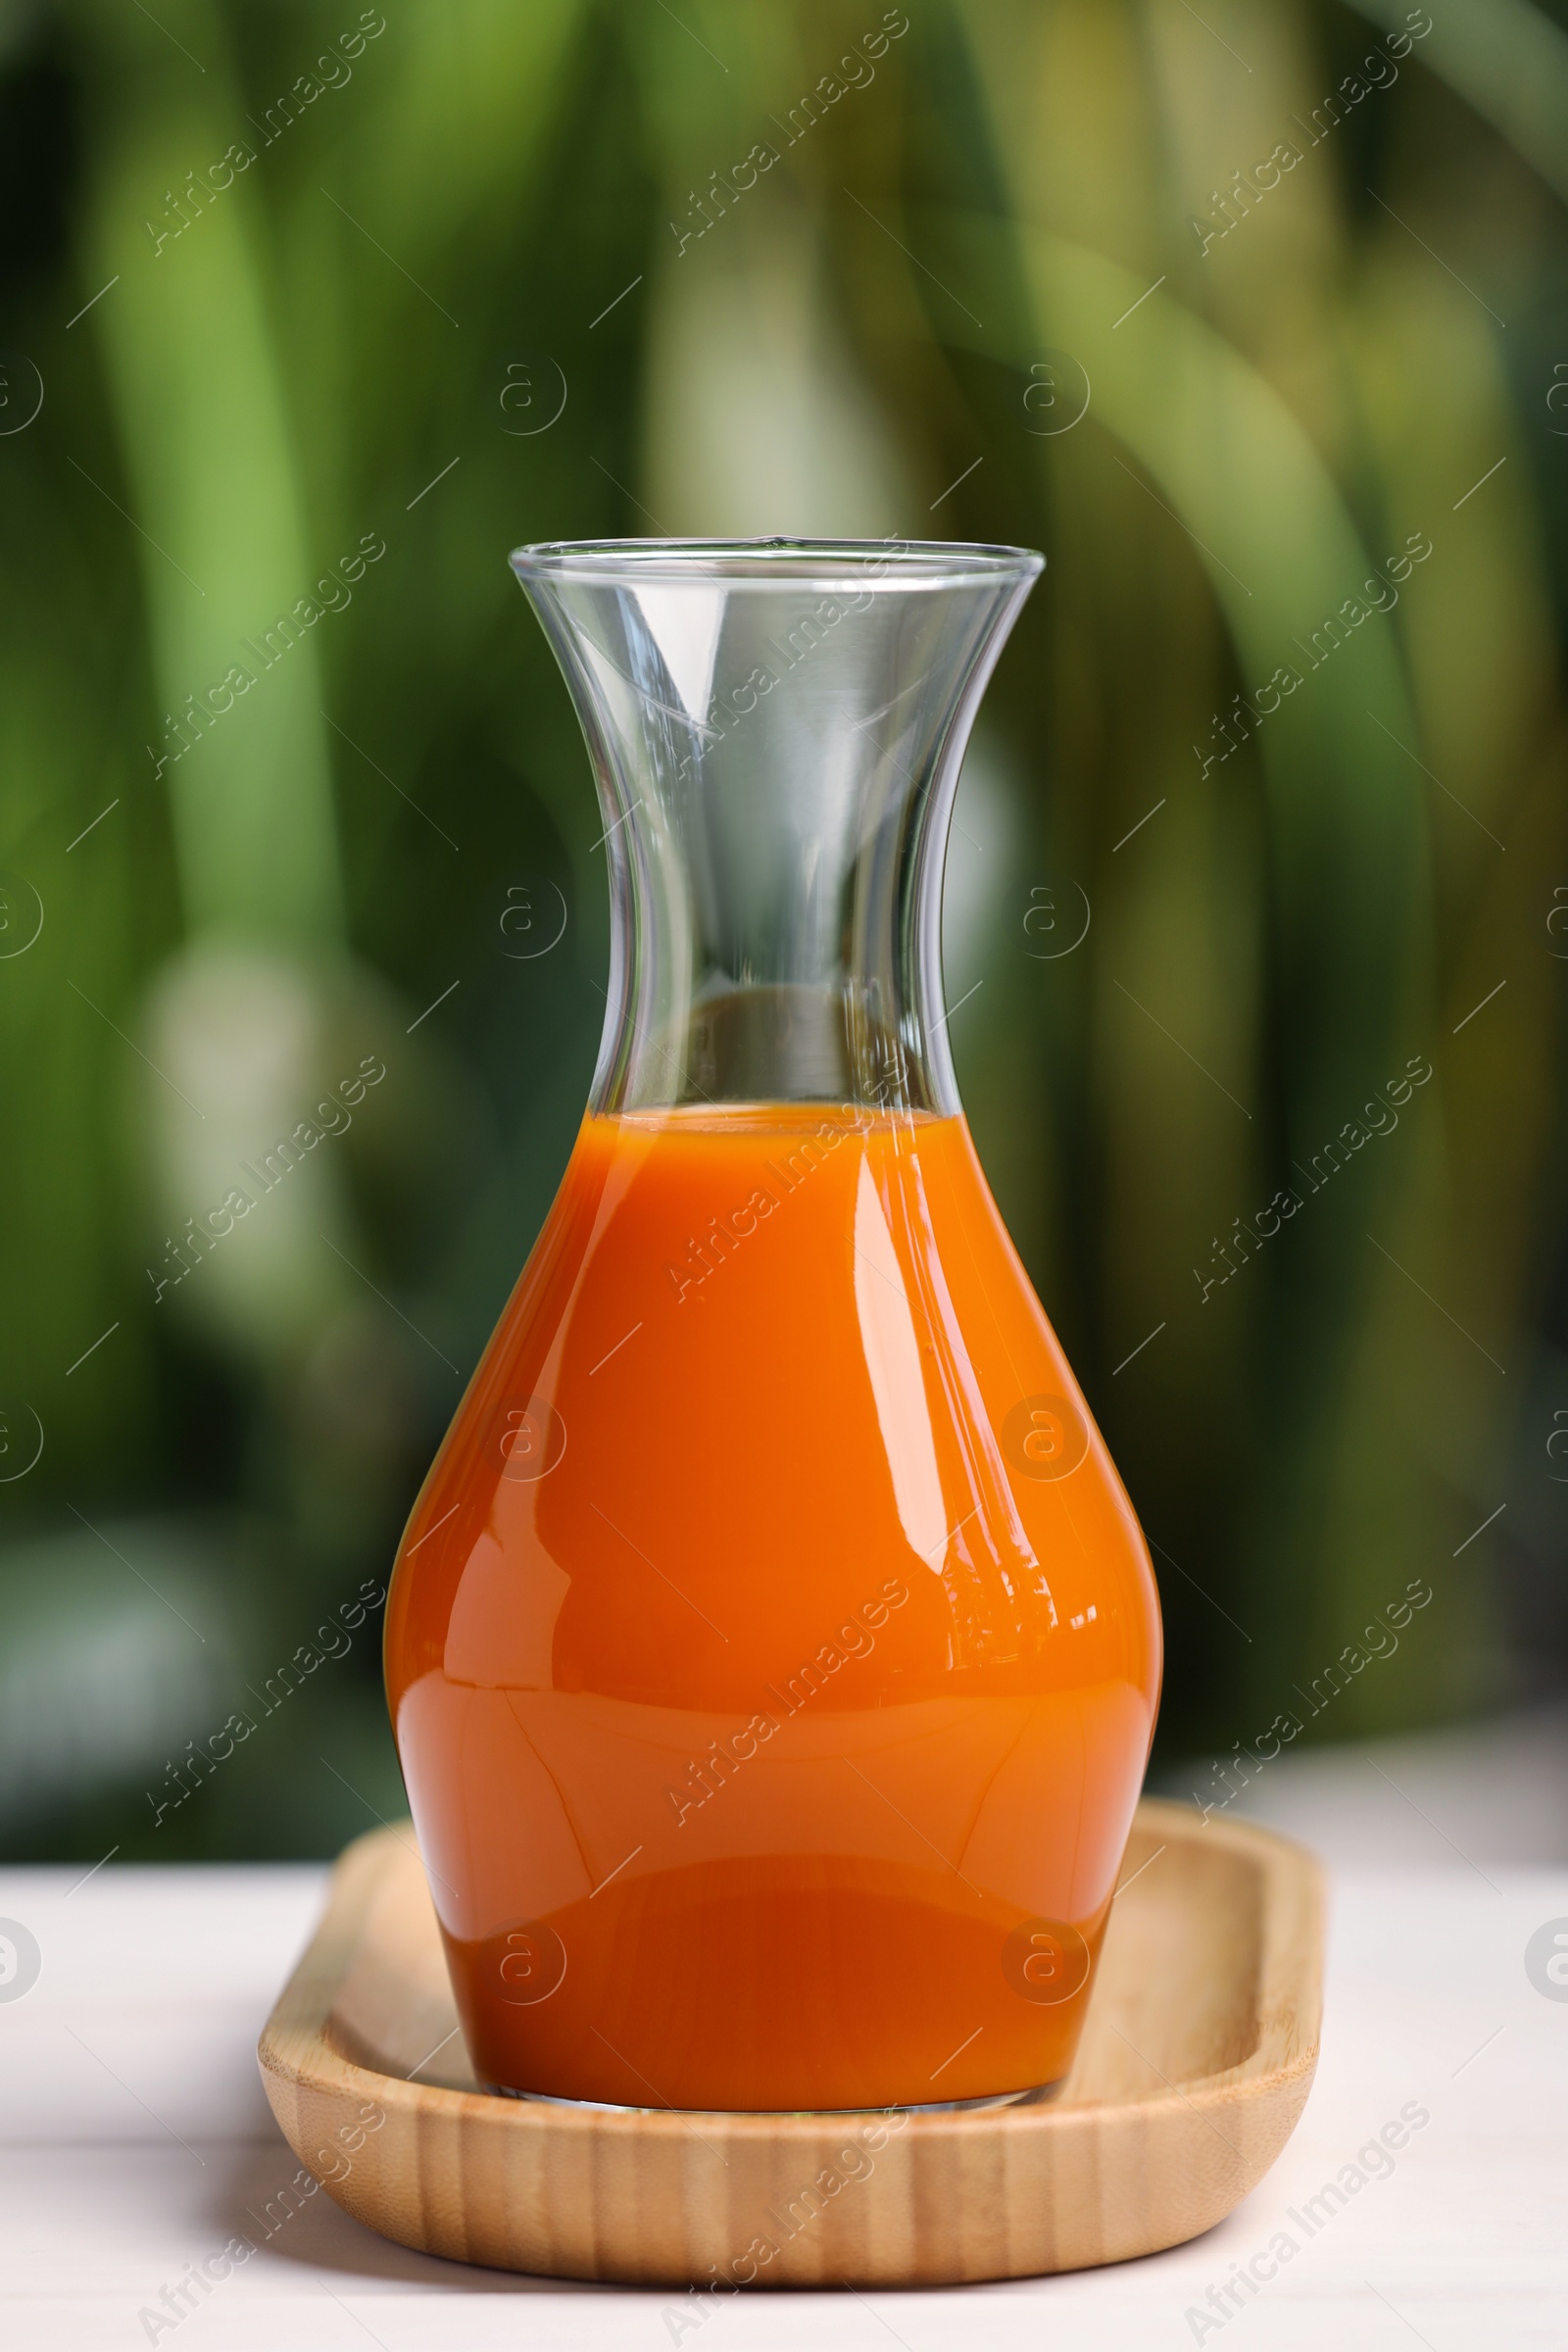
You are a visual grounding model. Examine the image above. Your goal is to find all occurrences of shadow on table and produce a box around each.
[201,2138,612,2294]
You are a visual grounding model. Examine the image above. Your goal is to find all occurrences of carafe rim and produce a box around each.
[509,534,1045,587]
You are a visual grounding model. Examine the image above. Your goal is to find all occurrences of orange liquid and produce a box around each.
[386,1106,1160,2110]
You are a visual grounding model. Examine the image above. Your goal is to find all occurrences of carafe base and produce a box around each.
[482,2079,1066,2116]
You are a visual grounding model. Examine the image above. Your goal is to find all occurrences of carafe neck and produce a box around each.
[513,538,1043,1116]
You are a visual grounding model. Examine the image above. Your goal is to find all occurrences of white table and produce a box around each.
[2,1846,1564,2348]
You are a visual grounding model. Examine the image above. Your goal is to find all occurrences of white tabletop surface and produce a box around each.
[2,1847,1565,2348]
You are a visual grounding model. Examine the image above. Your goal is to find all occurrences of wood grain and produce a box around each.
[257,1798,1323,2286]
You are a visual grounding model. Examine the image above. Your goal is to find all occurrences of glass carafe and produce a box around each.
[385,538,1161,2113]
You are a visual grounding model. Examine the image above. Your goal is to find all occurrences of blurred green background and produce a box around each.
[1,0,1564,1859]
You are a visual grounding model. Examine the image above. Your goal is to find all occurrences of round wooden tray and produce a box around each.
[257,1798,1322,2287]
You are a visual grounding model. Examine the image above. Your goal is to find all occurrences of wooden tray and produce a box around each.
[257,1798,1322,2286]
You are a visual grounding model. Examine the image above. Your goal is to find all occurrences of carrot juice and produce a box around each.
[386,1102,1161,2111]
